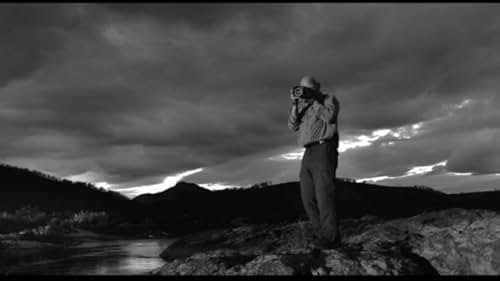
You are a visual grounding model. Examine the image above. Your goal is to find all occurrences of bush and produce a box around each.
[0,206,111,237]
[0,206,50,234]
[68,211,109,229]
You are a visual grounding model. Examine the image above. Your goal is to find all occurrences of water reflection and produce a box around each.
[8,239,175,275]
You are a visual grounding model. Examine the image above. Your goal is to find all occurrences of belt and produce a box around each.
[304,139,330,148]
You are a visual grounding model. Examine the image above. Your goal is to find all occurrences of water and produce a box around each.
[7,239,176,275]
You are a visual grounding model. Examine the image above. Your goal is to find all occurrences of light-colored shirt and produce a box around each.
[288,92,340,148]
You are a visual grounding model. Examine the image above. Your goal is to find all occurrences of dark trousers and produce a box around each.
[299,141,340,243]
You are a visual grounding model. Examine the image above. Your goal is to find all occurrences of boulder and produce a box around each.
[156,208,500,275]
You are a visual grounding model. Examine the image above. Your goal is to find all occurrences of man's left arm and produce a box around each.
[312,93,339,124]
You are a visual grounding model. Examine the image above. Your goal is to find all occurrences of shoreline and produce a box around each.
[1,232,177,275]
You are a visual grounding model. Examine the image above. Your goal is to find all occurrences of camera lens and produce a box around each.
[293,86,303,97]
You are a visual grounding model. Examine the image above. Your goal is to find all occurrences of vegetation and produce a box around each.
[0,206,112,241]
[2,162,499,238]
[134,178,500,236]
[249,181,273,189]
[0,164,144,217]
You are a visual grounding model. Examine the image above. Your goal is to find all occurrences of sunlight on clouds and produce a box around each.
[448,172,473,176]
[355,99,477,184]
[120,167,204,197]
[356,175,395,182]
[161,168,204,188]
[267,148,305,161]
[412,123,422,131]
[66,171,102,183]
[269,123,425,162]
[339,129,391,152]
[404,160,447,176]
[340,124,423,152]
[357,175,400,183]
[195,97,475,190]
[455,99,472,109]
[358,160,448,183]
[439,98,475,119]
[95,182,112,190]
[357,159,478,184]
[66,172,114,190]
[199,182,236,191]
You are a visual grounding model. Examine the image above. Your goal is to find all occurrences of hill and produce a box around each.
[3,162,500,237]
[0,163,141,217]
[133,179,500,235]
[134,182,212,205]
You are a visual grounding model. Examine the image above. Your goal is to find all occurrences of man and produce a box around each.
[288,75,341,249]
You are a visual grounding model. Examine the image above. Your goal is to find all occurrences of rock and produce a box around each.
[407,208,500,275]
[156,208,500,275]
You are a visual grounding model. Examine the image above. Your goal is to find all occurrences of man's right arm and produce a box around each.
[288,99,311,132]
[288,101,300,131]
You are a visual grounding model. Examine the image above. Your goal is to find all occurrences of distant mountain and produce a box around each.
[133,179,500,235]
[0,163,141,216]
[134,181,212,205]
[3,162,500,236]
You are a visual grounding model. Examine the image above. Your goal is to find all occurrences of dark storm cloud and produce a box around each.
[2,3,500,191]
[337,96,500,182]
[0,4,81,86]
[409,98,500,175]
[100,3,296,31]
[446,130,500,175]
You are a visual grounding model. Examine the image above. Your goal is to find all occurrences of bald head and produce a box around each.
[299,75,320,90]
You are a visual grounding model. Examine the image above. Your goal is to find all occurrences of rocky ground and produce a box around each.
[155,208,500,275]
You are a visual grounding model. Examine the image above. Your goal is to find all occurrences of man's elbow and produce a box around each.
[324,108,338,124]
[326,115,337,124]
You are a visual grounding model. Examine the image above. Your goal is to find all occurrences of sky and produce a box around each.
[2,3,500,198]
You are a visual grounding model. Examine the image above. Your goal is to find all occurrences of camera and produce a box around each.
[291,86,319,100]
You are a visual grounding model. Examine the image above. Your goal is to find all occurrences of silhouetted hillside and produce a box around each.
[134,182,211,205]
[448,189,500,210]
[0,163,142,218]
[134,179,500,235]
[3,162,499,237]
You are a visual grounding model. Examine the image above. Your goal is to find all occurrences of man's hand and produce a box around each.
[295,98,313,115]
[288,90,317,132]
[290,88,300,101]
[300,97,314,106]
[312,99,320,109]
[290,88,316,119]
[311,93,339,124]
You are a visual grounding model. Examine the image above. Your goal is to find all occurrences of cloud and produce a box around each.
[357,160,448,183]
[119,167,203,198]
[2,4,500,195]
[371,172,500,194]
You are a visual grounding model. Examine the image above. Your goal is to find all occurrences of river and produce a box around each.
[6,238,176,275]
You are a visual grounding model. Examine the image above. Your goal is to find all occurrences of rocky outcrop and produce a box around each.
[155,208,500,275]
[406,209,500,274]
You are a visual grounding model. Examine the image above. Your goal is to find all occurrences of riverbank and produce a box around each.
[1,237,175,275]
[0,206,177,274]
[0,227,122,274]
